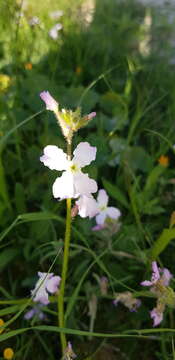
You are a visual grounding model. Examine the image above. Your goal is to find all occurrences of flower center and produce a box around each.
[100,205,107,211]
[69,162,79,173]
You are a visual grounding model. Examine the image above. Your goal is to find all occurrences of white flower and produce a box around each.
[76,195,99,218]
[31,272,61,305]
[96,189,121,225]
[49,23,63,40]
[40,142,97,200]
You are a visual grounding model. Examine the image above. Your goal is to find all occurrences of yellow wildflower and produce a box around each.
[75,66,82,75]
[25,62,33,70]
[0,318,4,334]
[0,74,11,92]
[3,348,14,360]
[158,155,169,167]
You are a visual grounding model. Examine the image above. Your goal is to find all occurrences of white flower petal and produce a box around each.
[74,171,97,196]
[40,145,68,171]
[96,211,107,225]
[52,171,77,199]
[40,91,58,112]
[73,142,97,168]
[97,189,108,207]
[76,195,99,218]
[106,207,121,219]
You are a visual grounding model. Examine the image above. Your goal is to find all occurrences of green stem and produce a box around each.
[58,140,72,355]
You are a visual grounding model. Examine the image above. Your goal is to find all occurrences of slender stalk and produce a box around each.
[58,140,72,355]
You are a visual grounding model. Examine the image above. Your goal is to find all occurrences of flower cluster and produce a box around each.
[141,261,174,326]
[40,91,96,141]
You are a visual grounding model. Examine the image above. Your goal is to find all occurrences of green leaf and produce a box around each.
[0,305,20,316]
[102,178,129,209]
[144,165,166,193]
[0,248,19,270]
[14,183,27,214]
[150,228,175,260]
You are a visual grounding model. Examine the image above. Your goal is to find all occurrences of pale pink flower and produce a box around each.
[31,272,61,305]
[40,142,97,200]
[40,91,58,112]
[95,189,121,225]
[76,195,99,218]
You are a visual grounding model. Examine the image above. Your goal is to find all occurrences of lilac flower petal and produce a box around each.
[97,189,108,207]
[74,172,97,196]
[76,195,99,218]
[140,280,153,287]
[96,211,106,225]
[161,268,173,286]
[73,142,97,168]
[24,308,36,320]
[40,145,68,171]
[106,207,121,219]
[46,275,61,293]
[151,261,160,283]
[87,112,96,120]
[91,224,106,231]
[150,308,163,327]
[52,172,75,199]
[40,91,58,112]
[113,299,119,306]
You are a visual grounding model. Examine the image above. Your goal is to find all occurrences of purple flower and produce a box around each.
[141,261,160,287]
[31,272,61,305]
[40,91,58,112]
[150,307,163,327]
[141,261,172,288]
[24,304,45,320]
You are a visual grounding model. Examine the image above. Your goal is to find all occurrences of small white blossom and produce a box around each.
[95,189,121,225]
[40,142,97,200]
[31,272,61,305]
[49,23,63,40]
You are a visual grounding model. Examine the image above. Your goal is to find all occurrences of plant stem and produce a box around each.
[58,140,72,355]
